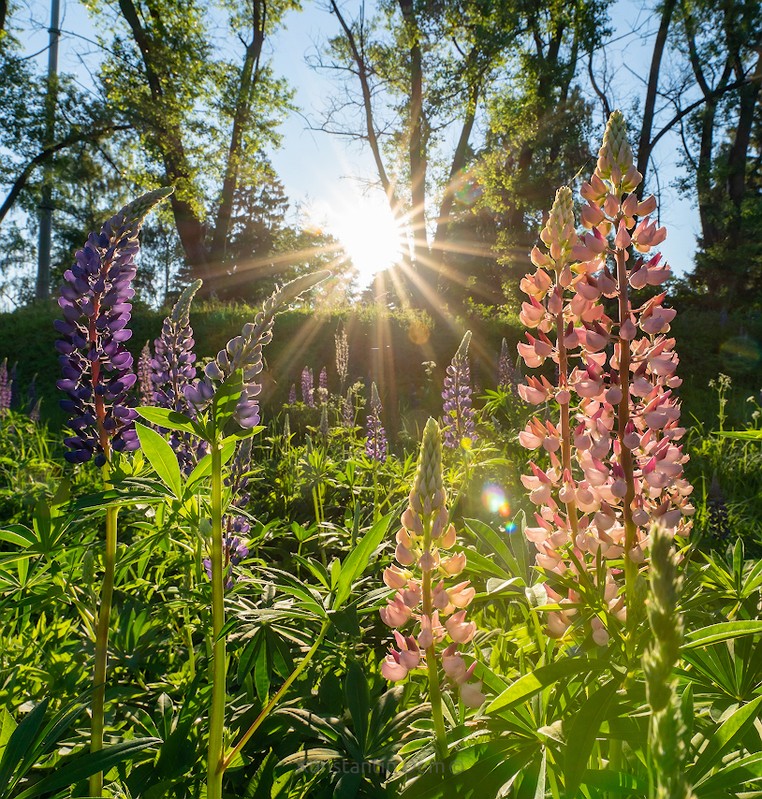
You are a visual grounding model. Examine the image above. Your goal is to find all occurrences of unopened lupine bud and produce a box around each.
[197,273,328,428]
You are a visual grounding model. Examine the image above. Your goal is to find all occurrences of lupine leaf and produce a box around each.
[14,738,160,799]
[689,694,762,781]
[683,621,762,649]
[563,679,619,798]
[332,512,392,610]
[0,699,49,793]
[0,526,36,549]
[694,752,762,796]
[135,423,182,499]
[136,407,200,436]
[486,657,606,714]
[345,662,370,754]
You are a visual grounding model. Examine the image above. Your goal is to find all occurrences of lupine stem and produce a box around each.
[221,619,330,771]
[615,246,638,616]
[207,440,226,799]
[89,465,117,798]
[421,516,448,762]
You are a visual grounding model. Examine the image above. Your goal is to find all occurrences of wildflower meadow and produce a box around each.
[0,0,762,788]
[2,60,762,799]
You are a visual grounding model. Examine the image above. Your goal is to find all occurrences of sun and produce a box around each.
[314,191,408,286]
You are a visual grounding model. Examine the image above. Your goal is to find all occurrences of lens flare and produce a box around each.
[481,483,510,517]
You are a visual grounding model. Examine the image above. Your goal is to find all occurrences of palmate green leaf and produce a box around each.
[0,710,16,767]
[399,741,537,799]
[0,700,49,795]
[14,738,160,799]
[464,517,521,578]
[486,657,607,715]
[344,662,370,754]
[694,752,762,797]
[581,768,645,795]
[0,526,35,549]
[332,512,392,611]
[563,679,619,798]
[683,621,762,649]
[135,423,182,499]
[136,406,201,436]
[689,694,762,782]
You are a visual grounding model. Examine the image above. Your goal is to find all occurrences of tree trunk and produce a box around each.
[637,0,677,196]
[210,0,266,266]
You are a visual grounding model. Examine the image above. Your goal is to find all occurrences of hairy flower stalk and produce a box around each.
[643,526,695,799]
[54,187,173,797]
[516,112,693,646]
[442,331,477,449]
[380,418,483,760]
[366,382,387,462]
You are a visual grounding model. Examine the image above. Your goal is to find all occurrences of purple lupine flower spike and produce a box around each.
[55,187,174,465]
[151,280,203,411]
[0,359,11,414]
[366,382,387,462]
[301,366,314,407]
[442,331,477,449]
[204,533,250,590]
[138,343,153,406]
[194,273,330,428]
[150,280,207,474]
[288,383,296,405]
[318,366,328,404]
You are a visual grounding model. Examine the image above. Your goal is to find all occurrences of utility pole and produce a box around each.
[36,0,60,301]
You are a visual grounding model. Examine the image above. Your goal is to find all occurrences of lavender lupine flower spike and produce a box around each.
[194,272,330,427]
[151,280,203,411]
[366,382,387,461]
[335,323,349,389]
[318,367,328,404]
[442,331,477,449]
[301,366,314,407]
[138,343,153,406]
[56,187,174,465]
[0,358,11,414]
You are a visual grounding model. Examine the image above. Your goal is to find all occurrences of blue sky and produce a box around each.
[16,0,700,280]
